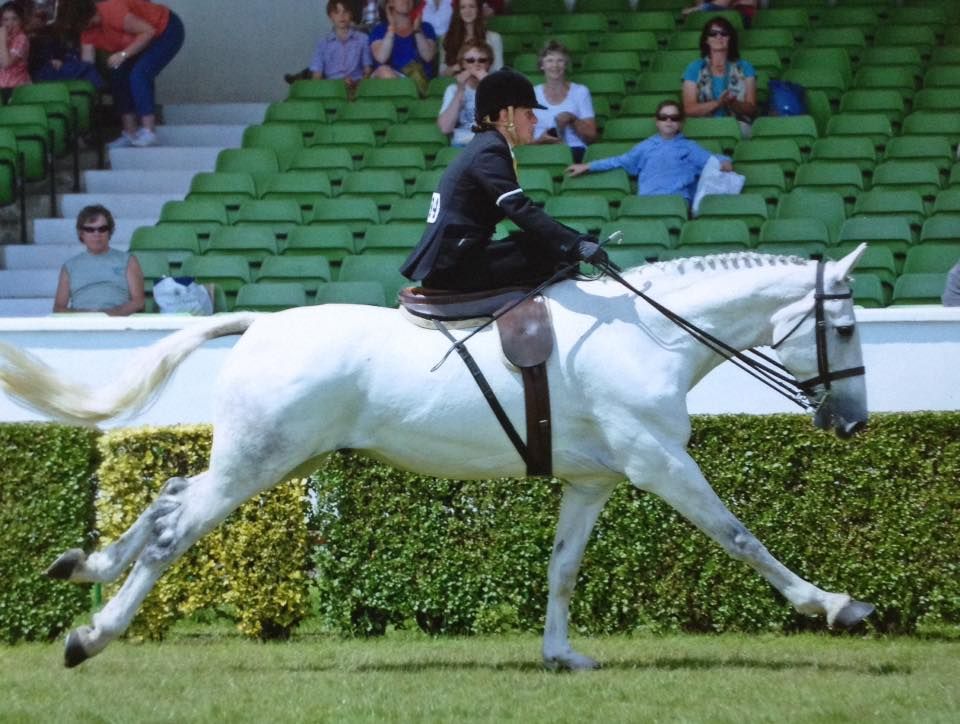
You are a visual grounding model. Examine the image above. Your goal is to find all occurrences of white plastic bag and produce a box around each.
[153,276,214,315]
[692,156,746,217]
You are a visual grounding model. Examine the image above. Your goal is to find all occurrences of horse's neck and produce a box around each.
[622,255,814,352]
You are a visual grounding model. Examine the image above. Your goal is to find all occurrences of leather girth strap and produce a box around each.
[431,295,553,477]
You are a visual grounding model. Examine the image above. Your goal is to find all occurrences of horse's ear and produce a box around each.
[831,242,868,279]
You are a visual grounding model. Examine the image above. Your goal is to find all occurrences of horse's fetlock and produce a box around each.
[159,476,189,496]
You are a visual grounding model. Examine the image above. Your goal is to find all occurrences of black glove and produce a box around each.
[576,236,609,266]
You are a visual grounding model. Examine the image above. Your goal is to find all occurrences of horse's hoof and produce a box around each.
[46,549,85,580]
[544,652,601,672]
[64,628,91,668]
[833,599,875,629]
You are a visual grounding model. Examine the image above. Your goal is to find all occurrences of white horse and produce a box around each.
[0,247,875,669]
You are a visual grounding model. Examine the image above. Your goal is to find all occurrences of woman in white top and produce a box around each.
[421,0,452,37]
[532,40,597,163]
[436,40,492,146]
[440,0,502,75]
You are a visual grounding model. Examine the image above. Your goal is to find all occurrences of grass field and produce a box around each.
[3,627,958,723]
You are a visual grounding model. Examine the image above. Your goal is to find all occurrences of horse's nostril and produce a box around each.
[838,419,866,438]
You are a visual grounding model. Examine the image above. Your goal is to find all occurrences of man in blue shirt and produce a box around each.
[565,100,733,206]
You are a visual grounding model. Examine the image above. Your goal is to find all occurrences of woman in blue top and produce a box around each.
[681,17,756,135]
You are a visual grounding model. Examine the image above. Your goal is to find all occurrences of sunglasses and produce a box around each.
[708,29,730,38]
[81,225,110,233]
[656,113,682,122]
[463,56,489,64]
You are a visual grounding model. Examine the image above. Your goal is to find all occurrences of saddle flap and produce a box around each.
[398,285,532,321]
[496,295,553,368]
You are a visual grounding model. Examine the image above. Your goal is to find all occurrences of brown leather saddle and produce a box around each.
[399,286,555,477]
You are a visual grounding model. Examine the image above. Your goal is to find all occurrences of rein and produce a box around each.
[595,259,865,413]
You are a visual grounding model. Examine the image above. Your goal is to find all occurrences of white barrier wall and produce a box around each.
[1,307,958,427]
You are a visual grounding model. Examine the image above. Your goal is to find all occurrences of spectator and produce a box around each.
[532,40,596,163]
[682,16,756,136]
[309,0,372,92]
[0,1,31,103]
[421,0,452,37]
[681,0,758,29]
[441,0,502,75]
[436,39,491,146]
[944,260,960,306]
[369,0,437,95]
[58,0,185,148]
[27,13,104,88]
[53,205,145,315]
[564,100,733,207]
[356,0,385,33]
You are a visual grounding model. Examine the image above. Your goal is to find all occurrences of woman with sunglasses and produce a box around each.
[564,100,732,207]
[681,17,756,135]
[440,0,502,75]
[437,40,492,146]
[53,205,144,315]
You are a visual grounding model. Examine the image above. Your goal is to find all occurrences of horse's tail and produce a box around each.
[0,313,258,426]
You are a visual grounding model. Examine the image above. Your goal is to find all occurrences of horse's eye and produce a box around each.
[836,325,855,338]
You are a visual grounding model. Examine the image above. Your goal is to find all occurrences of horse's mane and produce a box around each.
[629,252,809,279]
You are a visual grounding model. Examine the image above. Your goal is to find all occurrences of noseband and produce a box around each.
[598,259,866,413]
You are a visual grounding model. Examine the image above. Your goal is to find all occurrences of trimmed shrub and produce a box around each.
[97,425,312,640]
[311,413,960,635]
[0,423,99,643]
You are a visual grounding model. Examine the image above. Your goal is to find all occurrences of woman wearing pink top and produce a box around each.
[58,0,184,148]
[0,2,31,103]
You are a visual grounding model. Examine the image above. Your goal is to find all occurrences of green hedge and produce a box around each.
[0,424,99,643]
[97,426,312,640]
[311,413,960,635]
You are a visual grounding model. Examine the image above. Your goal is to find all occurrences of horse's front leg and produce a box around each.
[633,450,874,629]
[543,481,616,671]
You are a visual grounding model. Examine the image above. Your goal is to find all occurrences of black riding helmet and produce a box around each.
[474,67,546,125]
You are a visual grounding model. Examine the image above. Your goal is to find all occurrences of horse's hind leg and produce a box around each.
[633,451,874,629]
[542,481,616,671]
[47,477,190,584]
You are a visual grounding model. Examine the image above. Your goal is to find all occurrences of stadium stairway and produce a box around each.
[0,103,267,316]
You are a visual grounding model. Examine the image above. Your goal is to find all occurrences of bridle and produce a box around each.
[598,259,866,413]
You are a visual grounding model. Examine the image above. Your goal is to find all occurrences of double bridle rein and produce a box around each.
[598,259,866,413]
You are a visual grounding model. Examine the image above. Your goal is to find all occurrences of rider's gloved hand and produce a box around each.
[575,236,609,266]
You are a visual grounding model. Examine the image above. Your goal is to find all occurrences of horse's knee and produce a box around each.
[724,525,763,561]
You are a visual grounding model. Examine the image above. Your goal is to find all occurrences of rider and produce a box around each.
[400,67,608,292]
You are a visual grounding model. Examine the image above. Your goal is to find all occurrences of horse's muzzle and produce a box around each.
[814,405,867,439]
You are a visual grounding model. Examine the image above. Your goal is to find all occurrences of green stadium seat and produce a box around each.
[432,146,463,169]
[617,194,688,239]
[951,164,960,189]
[739,163,786,207]
[283,224,355,260]
[873,26,936,59]
[355,77,419,106]
[361,146,427,186]
[791,47,852,86]
[883,136,954,175]
[891,273,948,305]
[871,161,942,208]
[818,7,879,30]
[560,168,631,203]
[887,5,947,28]
[828,243,898,294]
[215,147,280,179]
[206,225,279,266]
[849,274,886,308]
[751,116,818,155]
[776,189,846,243]
[650,49,698,74]
[758,217,830,252]
[513,0,566,15]
[311,124,377,161]
[336,100,399,134]
[129,225,200,265]
[233,282,307,312]
[259,171,331,219]
[487,14,543,36]
[340,170,407,208]
[733,138,803,177]
[314,280,387,306]
[600,219,671,250]
[793,162,863,208]
[839,90,905,128]
[0,104,52,190]
[543,195,610,232]
[858,46,922,77]
[133,250,172,293]
[403,98,442,121]
[619,94,676,118]
[901,112,960,146]
[287,146,354,184]
[903,244,959,275]
[233,199,303,241]
[682,9,743,31]
[412,168,446,198]
[852,189,925,239]
[551,12,607,34]
[242,123,303,171]
[696,193,768,240]
[809,137,876,175]
[782,67,847,105]
[426,76,456,99]
[310,197,380,237]
[825,113,892,154]
[384,123,449,160]
[338,253,411,305]
[263,100,327,143]
[570,73,626,110]
[158,199,227,242]
[803,27,866,64]
[919,217,960,245]
[10,85,78,189]
[256,255,331,292]
[930,47,960,67]
[741,28,796,60]
[513,144,574,180]
[913,89,960,113]
[385,197,430,223]
[606,246,661,268]
[188,172,257,220]
[932,190,960,219]
[851,67,917,103]
[838,217,913,260]
[517,167,555,204]
[616,11,675,40]
[583,142,635,164]
[604,31,658,59]
[180,254,251,294]
[288,79,348,107]
[358,222,424,254]
[678,219,750,251]
[602,117,656,143]
[681,117,741,155]
[580,51,644,80]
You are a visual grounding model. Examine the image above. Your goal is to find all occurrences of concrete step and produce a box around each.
[84,170,195,194]
[163,103,268,126]
[33,218,155,245]
[109,146,224,172]
[156,124,246,147]
[0,269,59,297]
[1,240,134,270]
[59,193,180,220]
[0,297,53,316]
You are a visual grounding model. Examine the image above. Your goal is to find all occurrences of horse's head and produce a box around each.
[770,244,869,438]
